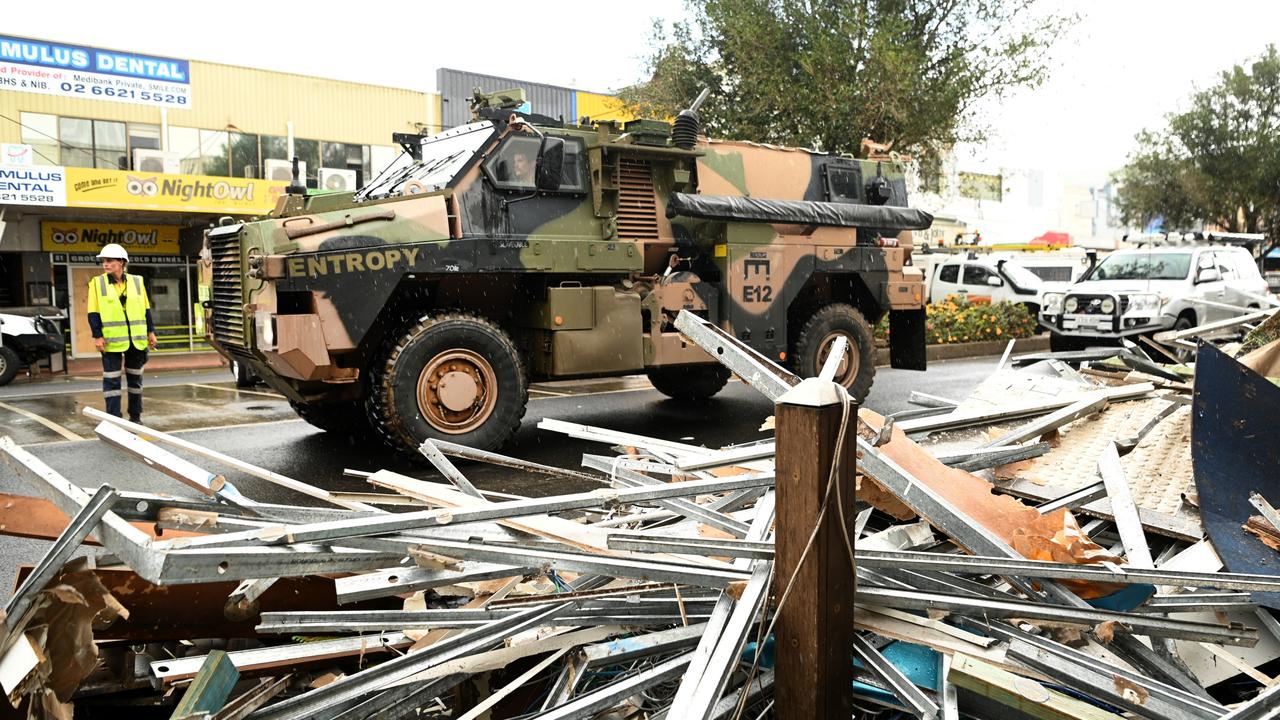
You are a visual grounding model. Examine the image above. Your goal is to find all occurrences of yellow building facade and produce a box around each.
[0,34,440,357]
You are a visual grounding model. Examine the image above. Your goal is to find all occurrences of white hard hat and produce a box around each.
[97,243,129,261]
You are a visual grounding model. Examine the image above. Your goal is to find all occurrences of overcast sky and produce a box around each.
[6,0,1279,183]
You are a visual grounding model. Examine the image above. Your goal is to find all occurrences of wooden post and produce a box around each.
[774,379,857,719]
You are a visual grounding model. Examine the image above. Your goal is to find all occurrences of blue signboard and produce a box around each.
[0,35,191,108]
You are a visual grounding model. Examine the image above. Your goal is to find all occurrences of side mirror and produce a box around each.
[535,137,565,191]
[1197,268,1222,284]
[987,276,1004,287]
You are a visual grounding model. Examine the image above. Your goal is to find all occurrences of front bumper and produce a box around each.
[9,331,63,354]
[1039,312,1175,338]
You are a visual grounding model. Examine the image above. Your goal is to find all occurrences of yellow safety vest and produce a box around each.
[91,273,149,351]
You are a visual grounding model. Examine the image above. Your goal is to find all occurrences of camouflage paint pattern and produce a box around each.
[205,111,926,410]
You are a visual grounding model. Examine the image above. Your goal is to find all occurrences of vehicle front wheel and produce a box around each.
[1170,315,1196,362]
[0,346,19,386]
[1049,333,1092,352]
[369,312,528,456]
[793,303,876,403]
[290,399,375,437]
[647,365,731,402]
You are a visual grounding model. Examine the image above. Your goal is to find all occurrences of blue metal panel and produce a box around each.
[1192,342,1280,608]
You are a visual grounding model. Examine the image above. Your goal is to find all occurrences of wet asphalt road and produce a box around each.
[0,357,998,595]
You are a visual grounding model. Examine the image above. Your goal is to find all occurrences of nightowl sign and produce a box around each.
[0,35,191,109]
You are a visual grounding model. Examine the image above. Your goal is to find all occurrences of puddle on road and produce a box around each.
[0,383,297,445]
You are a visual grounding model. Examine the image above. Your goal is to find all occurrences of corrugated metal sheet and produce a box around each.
[437,68,575,129]
[0,59,433,148]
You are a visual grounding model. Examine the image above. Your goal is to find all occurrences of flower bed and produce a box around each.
[876,297,1039,345]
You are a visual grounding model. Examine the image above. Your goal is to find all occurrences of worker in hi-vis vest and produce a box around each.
[86,243,157,422]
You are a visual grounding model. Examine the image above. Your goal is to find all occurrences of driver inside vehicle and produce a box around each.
[511,148,535,185]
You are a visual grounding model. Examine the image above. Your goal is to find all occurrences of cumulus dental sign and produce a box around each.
[0,35,191,109]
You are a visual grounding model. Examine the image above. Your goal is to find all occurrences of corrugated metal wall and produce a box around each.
[437,68,575,129]
[0,59,434,147]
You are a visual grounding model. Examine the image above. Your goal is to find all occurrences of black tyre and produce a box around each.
[647,364,731,402]
[231,359,257,388]
[0,346,19,386]
[290,399,375,437]
[1170,314,1196,362]
[793,303,876,402]
[369,312,527,455]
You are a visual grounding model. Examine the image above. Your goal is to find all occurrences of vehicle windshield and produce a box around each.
[357,121,496,201]
[1000,262,1042,288]
[1086,253,1192,281]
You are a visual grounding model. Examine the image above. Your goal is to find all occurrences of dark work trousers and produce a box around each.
[101,346,148,421]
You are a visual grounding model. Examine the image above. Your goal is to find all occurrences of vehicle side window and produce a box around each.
[483,134,587,193]
[938,265,959,283]
[1230,252,1258,280]
[962,265,991,284]
[825,164,863,203]
[1217,255,1237,280]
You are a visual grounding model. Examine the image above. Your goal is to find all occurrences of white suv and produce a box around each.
[927,255,1051,314]
[1039,244,1268,351]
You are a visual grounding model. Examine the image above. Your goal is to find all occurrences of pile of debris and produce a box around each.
[1,308,1280,718]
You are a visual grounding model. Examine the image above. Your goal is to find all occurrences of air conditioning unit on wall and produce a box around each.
[263,158,305,182]
[133,149,179,174]
[318,168,358,191]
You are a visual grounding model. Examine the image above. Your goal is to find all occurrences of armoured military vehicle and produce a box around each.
[202,90,931,455]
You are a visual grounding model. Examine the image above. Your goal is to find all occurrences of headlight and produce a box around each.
[1124,293,1161,314]
[1101,298,1116,314]
[1042,293,1064,314]
[1064,297,1079,313]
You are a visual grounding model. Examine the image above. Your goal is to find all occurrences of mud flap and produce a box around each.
[1192,343,1280,609]
[889,308,927,371]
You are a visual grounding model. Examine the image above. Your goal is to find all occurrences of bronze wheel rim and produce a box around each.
[415,349,498,434]
[816,331,858,387]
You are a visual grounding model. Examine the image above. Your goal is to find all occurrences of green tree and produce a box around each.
[1116,46,1280,234]
[619,0,1073,161]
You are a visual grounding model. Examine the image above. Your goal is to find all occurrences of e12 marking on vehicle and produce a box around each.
[742,255,773,303]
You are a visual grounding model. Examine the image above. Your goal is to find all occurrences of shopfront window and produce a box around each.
[200,130,230,177]
[261,135,288,162]
[19,112,59,165]
[59,117,94,168]
[94,120,127,170]
[129,123,161,154]
[230,133,259,178]
[169,126,201,174]
[293,139,320,181]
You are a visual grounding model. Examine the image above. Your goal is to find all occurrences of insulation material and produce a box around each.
[858,410,1126,599]
[26,563,127,704]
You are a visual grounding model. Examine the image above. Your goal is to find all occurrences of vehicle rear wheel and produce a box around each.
[793,303,876,403]
[647,364,731,402]
[369,312,527,456]
[0,346,19,386]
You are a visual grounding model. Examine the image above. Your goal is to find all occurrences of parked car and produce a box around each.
[0,310,64,386]
[926,254,1048,315]
[1039,244,1269,352]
